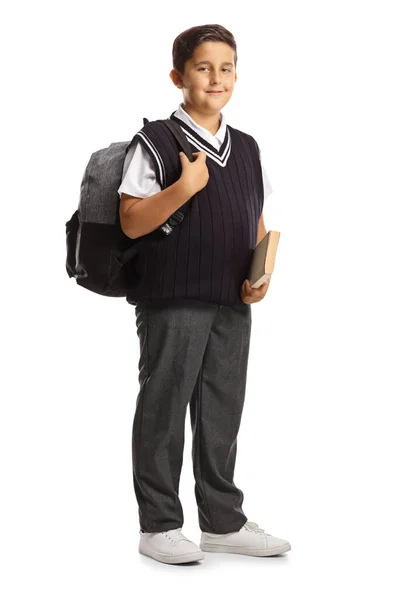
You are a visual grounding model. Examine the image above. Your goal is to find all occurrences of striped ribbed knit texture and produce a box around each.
[126,114,264,307]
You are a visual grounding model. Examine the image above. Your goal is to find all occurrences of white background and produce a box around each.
[2,0,400,597]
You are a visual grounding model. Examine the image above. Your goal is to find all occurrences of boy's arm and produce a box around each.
[256,212,267,246]
[119,180,193,240]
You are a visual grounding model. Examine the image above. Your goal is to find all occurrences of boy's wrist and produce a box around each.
[176,175,195,200]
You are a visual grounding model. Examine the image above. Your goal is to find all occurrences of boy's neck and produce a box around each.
[181,103,221,136]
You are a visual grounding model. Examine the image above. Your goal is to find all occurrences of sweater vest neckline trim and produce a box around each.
[168,111,232,167]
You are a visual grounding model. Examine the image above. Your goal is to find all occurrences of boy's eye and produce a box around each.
[198,67,231,72]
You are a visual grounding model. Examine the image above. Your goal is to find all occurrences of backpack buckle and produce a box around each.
[159,210,185,236]
[168,210,184,227]
[159,222,173,236]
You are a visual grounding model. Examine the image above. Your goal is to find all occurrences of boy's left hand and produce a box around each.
[240,276,271,304]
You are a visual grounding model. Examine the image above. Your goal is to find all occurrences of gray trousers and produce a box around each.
[132,298,252,534]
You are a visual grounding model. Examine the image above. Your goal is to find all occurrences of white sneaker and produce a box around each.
[200,520,291,557]
[139,527,205,564]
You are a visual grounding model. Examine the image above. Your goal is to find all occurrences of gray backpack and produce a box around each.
[65,117,194,298]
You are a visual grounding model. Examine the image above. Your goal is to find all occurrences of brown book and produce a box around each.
[247,230,280,288]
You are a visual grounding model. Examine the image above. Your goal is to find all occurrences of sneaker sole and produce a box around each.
[199,541,291,557]
[139,546,205,564]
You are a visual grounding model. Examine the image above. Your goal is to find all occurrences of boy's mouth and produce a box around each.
[206,91,223,95]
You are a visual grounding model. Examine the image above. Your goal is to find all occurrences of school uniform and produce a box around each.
[119,104,273,534]
[118,102,273,207]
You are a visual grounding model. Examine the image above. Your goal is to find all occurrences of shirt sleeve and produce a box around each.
[118,139,162,198]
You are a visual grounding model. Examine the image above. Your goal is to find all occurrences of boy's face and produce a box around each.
[170,41,237,113]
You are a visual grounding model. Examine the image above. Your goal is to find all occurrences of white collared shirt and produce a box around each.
[118,102,273,201]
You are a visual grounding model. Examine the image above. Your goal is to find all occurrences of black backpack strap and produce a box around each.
[120,116,196,266]
[160,118,195,163]
[124,117,150,156]
[125,116,195,159]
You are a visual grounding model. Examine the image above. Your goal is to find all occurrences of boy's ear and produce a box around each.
[170,69,183,89]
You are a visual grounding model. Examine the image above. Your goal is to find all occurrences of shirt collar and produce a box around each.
[172,102,227,149]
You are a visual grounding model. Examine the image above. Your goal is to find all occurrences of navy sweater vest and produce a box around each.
[125,112,264,307]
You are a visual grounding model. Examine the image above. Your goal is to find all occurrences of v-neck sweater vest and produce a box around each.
[125,112,264,307]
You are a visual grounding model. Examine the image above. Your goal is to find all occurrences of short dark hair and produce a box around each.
[172,24,237,75]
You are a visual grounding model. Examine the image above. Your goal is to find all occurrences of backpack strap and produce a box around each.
[120,117,196,266]
[124,117,150,156]
[160,118,195,163]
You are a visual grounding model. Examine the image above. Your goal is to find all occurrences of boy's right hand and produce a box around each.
[178,151,209,197]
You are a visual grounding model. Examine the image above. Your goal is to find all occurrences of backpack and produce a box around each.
[65,117,194,298]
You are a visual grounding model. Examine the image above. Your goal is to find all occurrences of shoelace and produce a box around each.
[243,521,269,535]
[161,528,187,546]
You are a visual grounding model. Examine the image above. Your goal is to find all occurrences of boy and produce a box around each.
[118,24,291,565]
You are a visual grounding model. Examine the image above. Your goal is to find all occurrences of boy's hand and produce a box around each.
[240,276,271,304]
[178,151,209,197]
